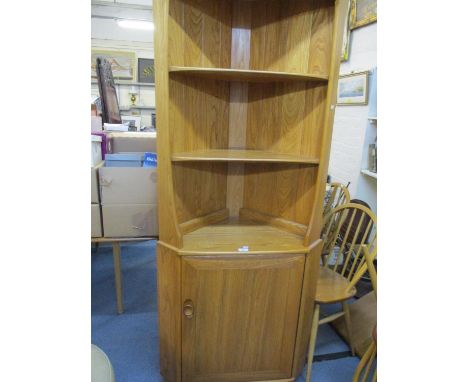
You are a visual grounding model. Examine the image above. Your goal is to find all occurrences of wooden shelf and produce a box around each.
[91,236,157,244]
[91,80,155,88]
[361,169,377,179]
[179,218,308,255]
[169,66,328,82]
[172,149,319,164]
[120,105,155,111]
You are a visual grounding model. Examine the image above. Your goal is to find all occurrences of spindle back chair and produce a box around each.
[352,245,377,382]
[323,182,350,217]
[306,204,377,382]
[321,203,376,281]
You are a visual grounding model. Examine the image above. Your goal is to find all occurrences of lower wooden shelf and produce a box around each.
[177,218,308,255]
[172,149,319,164]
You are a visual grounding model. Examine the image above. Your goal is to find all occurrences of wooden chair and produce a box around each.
[352,245,377,382]
[306,203,377,382]
[353,325,377,382]
[323,182,350,217]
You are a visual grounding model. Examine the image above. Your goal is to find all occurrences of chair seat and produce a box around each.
[315,267,357,304]
[92,344,115,382]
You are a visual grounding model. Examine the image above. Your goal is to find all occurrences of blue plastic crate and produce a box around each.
[105,152,144,167]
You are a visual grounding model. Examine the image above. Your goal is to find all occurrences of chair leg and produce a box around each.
[112,242,124,314]
[306,304,320,382]
[352,340,376,382]
[342,301,355,356]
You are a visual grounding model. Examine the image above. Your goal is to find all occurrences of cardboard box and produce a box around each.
[91,204,103,238]
[91,135,102,167]
[99,166,157,205]
[108,132,156,153]
[91,116,102,132]
[92,131,113,158]
[91,161,104,203]
[102,204,158,237]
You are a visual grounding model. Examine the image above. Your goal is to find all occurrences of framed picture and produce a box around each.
[350,0,377,30]
[91,50,136,80]
[341,0,351,62]
[337,71,369,105]
[138,58,155,83]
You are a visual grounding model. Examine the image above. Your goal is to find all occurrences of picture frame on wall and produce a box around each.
[350,0,377,30]
[138,58,155,83]
[337,71,369,105]
[91,50,136,80]
[341,0,351,62]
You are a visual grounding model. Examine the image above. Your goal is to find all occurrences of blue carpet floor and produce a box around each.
[91,240,360,382]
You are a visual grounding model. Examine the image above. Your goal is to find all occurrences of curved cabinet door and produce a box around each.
[181,254,305,382]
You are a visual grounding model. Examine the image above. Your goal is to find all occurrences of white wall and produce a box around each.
[328,22,377,212]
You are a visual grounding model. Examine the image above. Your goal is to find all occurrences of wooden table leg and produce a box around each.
[112,242,124,314]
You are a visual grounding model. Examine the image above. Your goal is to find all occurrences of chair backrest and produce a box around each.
[347,244,377,295]
[323,182,350,217]
[322,203,377,281]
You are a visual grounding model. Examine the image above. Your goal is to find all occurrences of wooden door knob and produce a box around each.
[183,300,194,319]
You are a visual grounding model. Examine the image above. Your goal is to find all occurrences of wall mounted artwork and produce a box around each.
[350,0,377,30]
[337,71,369,105]
[91,50,136,80]
[341,0,351,62]
[138,58,155,83]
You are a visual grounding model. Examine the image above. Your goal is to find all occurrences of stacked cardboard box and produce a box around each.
[90,131,158,238]
[91,161,104,237]
[99,166,158,237]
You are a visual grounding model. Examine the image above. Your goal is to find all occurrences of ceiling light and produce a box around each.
[117,19,154,30]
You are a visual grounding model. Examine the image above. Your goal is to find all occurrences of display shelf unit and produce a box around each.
[154,0,348,381]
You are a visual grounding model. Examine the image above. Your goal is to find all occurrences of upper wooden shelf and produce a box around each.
[169,66,328,83]
[172,149,319,164]
[179,218,308,255]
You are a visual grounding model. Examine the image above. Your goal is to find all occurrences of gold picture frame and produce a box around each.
[337,71,369,106]
[350,0,377,30]
[91,50,136,81]
[341,0,351,62]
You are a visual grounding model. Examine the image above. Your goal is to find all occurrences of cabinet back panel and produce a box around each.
[170,76,230,224]
[170,75,230,153]
[249,0,334,76]
[243,164,318,226]
[169,0,232,68]
[169,0,334,75]
[246,82,327,158]
[173,162,228,224]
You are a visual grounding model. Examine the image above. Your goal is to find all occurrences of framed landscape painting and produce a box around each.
[337,71,369,105]
[91,50,136,80]
[350,0,377,30]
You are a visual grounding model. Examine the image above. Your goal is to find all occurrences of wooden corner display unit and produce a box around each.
[154,0,347,381]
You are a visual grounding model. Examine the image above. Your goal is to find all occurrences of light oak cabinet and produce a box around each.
[154,0,348,380]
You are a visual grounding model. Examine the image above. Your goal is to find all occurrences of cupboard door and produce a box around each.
[181,254,305,382]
